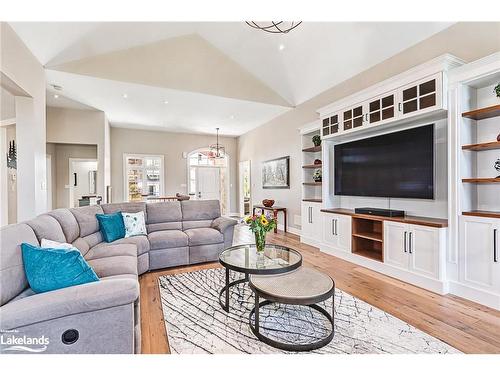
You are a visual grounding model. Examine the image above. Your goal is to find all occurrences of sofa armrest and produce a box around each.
[0,278,139,330]
[211,216,238,233]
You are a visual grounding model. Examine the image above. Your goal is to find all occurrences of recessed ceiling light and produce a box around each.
[164,100,169,104]
[279,44,285,51]
[230,115,235,119]
[122,93,128,99]
[53,94,59,99]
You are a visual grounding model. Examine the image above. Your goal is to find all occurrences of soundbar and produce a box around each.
[355,207,405,217]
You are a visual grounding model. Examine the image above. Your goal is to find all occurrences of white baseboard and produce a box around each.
[448,281,500,310]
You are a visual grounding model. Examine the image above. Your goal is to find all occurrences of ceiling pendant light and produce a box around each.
[208,128,226,159]
[245,21,302,34]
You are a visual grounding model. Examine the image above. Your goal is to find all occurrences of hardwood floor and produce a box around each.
[139,225,500,354]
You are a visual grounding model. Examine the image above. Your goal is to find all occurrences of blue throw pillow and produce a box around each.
[21,243,99,294]
[96,211,126,242]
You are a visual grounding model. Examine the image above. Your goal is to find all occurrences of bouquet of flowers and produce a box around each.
[244,213,277,252]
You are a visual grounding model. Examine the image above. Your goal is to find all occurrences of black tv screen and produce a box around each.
[334,125,434,199]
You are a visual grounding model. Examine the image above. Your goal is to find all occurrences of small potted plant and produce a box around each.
[312,134,321,147]
[494,83,500,98]
[313,169,322,182]
[244,213,277,253]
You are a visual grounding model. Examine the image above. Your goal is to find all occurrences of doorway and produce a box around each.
[188,148,229,215]
[69,158,98,208]
[239,160,251,216]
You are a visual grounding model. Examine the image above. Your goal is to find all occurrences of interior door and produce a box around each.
[196,167,221,200]
[383,221,409,269]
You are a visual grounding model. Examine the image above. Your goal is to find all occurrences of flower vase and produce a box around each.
[254,232,266,253]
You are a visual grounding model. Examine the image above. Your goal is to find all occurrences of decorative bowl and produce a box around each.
[262,199,275,207]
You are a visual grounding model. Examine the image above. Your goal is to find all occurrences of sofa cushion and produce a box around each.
[96,212,126,243]
[21,243,99,294]
[182,220,213,230]
[148,230,188,250]
[184,228,224,246]
[122,211,147,238]
[88,236,150,257]
[181,200,221,221]
[46,208,80,243]
[0,223,38,306]
[70,205,104,237]
[102,202,146,220]
[87,248,138,278]
[85,243,138,261]
[27,214,66,243]
[146,202,182,224]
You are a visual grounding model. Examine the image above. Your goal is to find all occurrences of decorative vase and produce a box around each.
[254,231,266,253]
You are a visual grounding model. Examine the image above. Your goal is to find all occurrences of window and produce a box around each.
[124,154,164,201]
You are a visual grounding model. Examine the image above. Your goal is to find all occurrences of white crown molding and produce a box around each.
[447,51,500,85]
[317,54,465,117]
[298,120,320,135]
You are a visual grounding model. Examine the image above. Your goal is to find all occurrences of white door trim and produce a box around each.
[238,160,251,217]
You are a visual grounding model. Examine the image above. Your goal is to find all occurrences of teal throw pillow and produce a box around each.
[21,243,99,294]
[96,211,126,242]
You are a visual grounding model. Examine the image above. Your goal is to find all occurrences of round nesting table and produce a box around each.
[249,267,335,351]
[218,244,302,312]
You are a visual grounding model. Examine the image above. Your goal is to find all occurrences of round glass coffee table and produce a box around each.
[218,244,302,312]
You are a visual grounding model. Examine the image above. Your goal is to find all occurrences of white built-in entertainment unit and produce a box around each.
[299,53,500,309]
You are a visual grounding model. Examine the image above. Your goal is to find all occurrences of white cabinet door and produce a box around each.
[323,213,337,247]
[321,112,342,139]
[302,202,322,240]
[341,102,368,134]
[336,214,352,252]
[384,221,409,269]
[366,90,399,127]
[459,216,498,291]
[408,225,440,279]
[323,213,352,252]
[396,73,442,120]
[310,204,323,239]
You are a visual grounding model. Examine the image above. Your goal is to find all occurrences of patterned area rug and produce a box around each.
[158,268,460,354]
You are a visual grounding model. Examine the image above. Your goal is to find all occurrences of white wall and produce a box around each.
[1,22,47,221]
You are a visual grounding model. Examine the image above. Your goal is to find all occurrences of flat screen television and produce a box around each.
[334,124,434,199]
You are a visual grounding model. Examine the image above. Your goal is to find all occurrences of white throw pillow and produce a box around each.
[41,238,74,249]
[122,211,147,238]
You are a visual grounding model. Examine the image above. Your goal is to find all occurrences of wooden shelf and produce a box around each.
[302,145,322,153]
[462,104,500,121]
[353,248,383,262]
[462,178,500,183]
[353,232,383,242]
[302,164,322,169]
[321,208,448,228]
[462,210,500,219]
[303,182,322,186]
[302,198,322,203]
[462,141,500,151]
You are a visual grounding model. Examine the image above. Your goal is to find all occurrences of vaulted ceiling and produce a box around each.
[10,22,453,136]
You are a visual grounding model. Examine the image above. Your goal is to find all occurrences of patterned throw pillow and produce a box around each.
[122,211,147,238]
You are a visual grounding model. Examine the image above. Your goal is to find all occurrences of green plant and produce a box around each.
[313,169,322,182]
[494,83,500,98]
[244,213,277,252]
[312,134,321,147]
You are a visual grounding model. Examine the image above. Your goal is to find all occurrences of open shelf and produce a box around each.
[302,163,322,169]
[351,217,384,262]
[462,210,500,219]
[302,145,322,153]
[353,232,383,242]
[462,141,500,151]
[462,104,500,120]
[302,198,322,203]
[303,182,322,186]
[352,247,383,262]
[462,177,500,183]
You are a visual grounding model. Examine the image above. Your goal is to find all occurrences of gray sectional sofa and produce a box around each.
[0,199,237,354]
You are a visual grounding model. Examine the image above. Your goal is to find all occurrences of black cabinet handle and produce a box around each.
[403,231,407,252]
[334,219,338,235]
[73,173,77,187]
[494,229,498,263]
[408,232,413,254]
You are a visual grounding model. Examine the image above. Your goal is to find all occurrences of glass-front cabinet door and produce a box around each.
[343,103,365,131]
[367,91,397,125]
[321,113,341,138]
[397,73,441,118]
